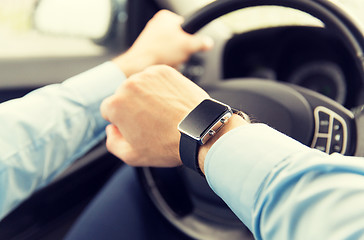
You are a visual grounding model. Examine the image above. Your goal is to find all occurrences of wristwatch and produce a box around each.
[178,99,236,175]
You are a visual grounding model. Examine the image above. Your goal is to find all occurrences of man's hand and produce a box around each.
[100,65,210,167]
[113,10,213,77]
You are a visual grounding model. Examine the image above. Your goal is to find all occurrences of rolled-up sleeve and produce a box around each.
[0,62,125,219]
[205,123,364,239]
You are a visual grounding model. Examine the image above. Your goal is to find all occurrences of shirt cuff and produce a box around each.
[204,123,310,230]
[62,61,126,106]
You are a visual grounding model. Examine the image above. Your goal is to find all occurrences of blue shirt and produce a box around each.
[205,124,364,239]
[0,62,125,219]
[1,62,364,239]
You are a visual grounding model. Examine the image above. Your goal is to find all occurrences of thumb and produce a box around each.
[105,124,138,164]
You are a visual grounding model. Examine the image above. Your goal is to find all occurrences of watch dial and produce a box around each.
[179,99,229,140]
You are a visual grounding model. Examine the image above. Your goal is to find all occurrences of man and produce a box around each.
[0,10,212,219]
[100,65,364,239]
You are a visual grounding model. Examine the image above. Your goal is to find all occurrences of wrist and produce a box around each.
[112,49,156,77]
[197,114,249,175]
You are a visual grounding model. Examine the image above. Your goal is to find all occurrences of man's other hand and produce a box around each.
[113,10,213,77]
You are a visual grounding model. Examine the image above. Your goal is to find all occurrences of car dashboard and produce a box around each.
[183,25,364,109]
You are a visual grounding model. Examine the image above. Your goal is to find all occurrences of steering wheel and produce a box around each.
[138,0,364,239]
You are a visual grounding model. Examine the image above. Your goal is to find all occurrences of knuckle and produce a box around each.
[107,96,121,109]
[103,96,124,120]
[154,9,182,23]
[154,9,170,19]
[144,64,174,76]
[123,78,136,90]
[100,98,109,114]
[100,97,113,119]
[123,77,143,94]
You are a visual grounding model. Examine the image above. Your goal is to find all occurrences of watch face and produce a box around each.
[178,99,230,141]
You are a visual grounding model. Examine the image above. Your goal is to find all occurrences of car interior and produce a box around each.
[1,0,364,239]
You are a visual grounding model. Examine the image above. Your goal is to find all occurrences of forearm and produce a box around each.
[203,124,364,239]
[254,152,364,239]
[0,62,124,219]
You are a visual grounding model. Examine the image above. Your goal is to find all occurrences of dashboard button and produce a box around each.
[318,111,330,133]
[313,106,349,155]
[330,119,344,153]
[333,122,342,131]
[314,137,328,152]
[331,144,342,153]
[334,134,341,142]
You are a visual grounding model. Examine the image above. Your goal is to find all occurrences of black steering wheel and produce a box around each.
[138,0,364,239]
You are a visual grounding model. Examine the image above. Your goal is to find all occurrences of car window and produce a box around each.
[0,0,107,60]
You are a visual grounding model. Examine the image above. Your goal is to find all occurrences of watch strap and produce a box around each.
[179,104,249,176]
[232,108,250,123]
[179,133,204,176]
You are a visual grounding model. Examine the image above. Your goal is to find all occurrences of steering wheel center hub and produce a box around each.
[206,79,314,145]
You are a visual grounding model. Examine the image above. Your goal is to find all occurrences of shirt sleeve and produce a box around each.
[204,123,364,240]
[0,61,126,219]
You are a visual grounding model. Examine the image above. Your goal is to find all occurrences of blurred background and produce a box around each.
[0,0,363,59]
[0,0,106,59]
[1,0,364,100]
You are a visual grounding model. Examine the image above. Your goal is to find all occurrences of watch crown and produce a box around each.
[221,117,229,124]
[208,129,216,136]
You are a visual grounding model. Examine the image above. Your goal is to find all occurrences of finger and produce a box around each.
[105,124,143,166]
[200,35,214,51]
[100,97,112,122]
[188,35,214,52]
[105,124,133,162]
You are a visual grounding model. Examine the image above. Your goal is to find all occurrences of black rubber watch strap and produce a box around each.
[179,107,248,176]
[179,133,203,176]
